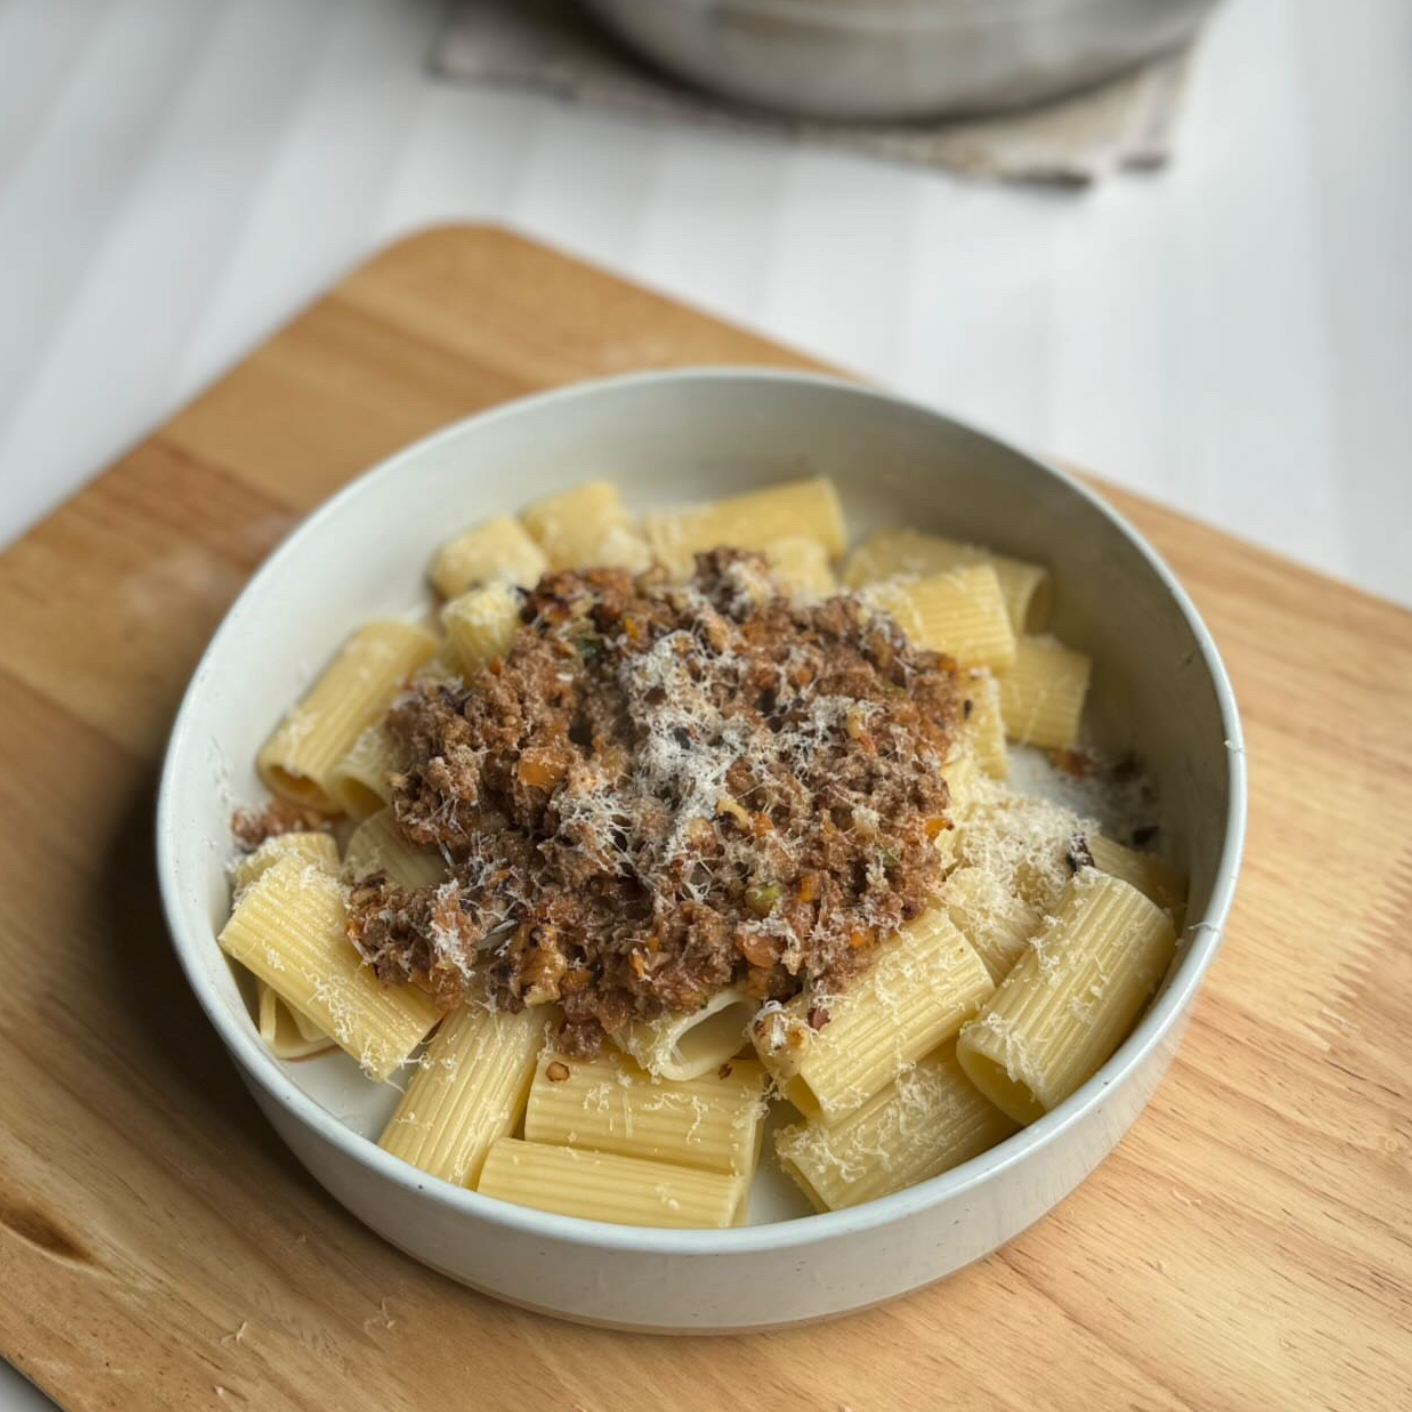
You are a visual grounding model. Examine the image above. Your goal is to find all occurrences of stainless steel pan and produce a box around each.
[577,0,1216,121]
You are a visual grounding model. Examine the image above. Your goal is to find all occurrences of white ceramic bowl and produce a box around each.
[157,369,1245,1331]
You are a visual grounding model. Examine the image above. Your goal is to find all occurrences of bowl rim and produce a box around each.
[156,366,1247,1256]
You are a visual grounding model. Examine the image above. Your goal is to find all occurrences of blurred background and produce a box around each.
[2,0,1408,611]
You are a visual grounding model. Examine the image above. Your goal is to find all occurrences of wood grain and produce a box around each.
[0,226,1407,1412]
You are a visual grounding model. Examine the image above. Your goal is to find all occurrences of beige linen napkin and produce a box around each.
[434,0,1196,184]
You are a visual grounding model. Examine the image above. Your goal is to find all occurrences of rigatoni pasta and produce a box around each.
[762,535,837,601]
[645,476,845,578]
[842,527,1050,632]
[944,865,1042,984]
[522,480,652,572]
[257,620,437,811]
[431,514,548,598]
[866,565,1017,671]
[230,830,339,896]
[477,1139,748,1228]
[956,871,1177,1122]
[955,791,1085,917]
[524,1049,767,1176]
[441,581,521,676]
[999,634,1092,749]
[616,989,757,1082]
[1087,834,1187,919]
[219,854,439,1082]
[956,668,1008,779]
[238,832,341,1061]
[941,744,982,822]
[257,982,334,1060]
[326,721,399,819]
[379,1001,550,1187]
[343,807,446,891]
[775,1045,1017,1211]
[753,908,994,1126]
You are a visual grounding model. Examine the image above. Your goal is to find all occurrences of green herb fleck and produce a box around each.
[744,882,781,918]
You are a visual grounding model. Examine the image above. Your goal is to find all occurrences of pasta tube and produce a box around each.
[999,635,1092,750]
[523,1049,767,1176]
[257,620,437,811]
[477,1139,748,1229]
[644,476,845,579]
[343,807,447,891]
[230,830,339,897]
[762,535,837,601]
[616,988,757,1081]
[753,908,994,1126]
[944,865,1042,983]
[521,480,652,572]
[257,982,334,1060]
[1087,834,1187,919]
[943,745,982,815]
[218,854,439,1082]
[842,528,1050,632]
[326,721,399,819]
[867,565,1017,671]
[431,515,547,598]
[957,872,1177,1123]
[441,581,522,677]
[954,791,1082,916]
[379,1002,550,1187]
[236,834,341,1060]
[956,668,1008,779]
[775,1044,1017,1211]
[933,747,982,872]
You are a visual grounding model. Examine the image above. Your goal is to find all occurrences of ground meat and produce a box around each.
[230,798,333,851]
[345,549,958,1055]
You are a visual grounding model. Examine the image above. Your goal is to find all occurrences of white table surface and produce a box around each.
[1,0,1408,1405]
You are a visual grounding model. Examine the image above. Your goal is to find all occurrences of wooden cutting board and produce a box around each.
[0,226,1407,1412]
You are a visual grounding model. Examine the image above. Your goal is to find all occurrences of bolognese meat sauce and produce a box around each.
[346,549,959,1056]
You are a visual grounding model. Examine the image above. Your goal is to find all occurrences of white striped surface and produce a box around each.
[1,0,1409,611]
